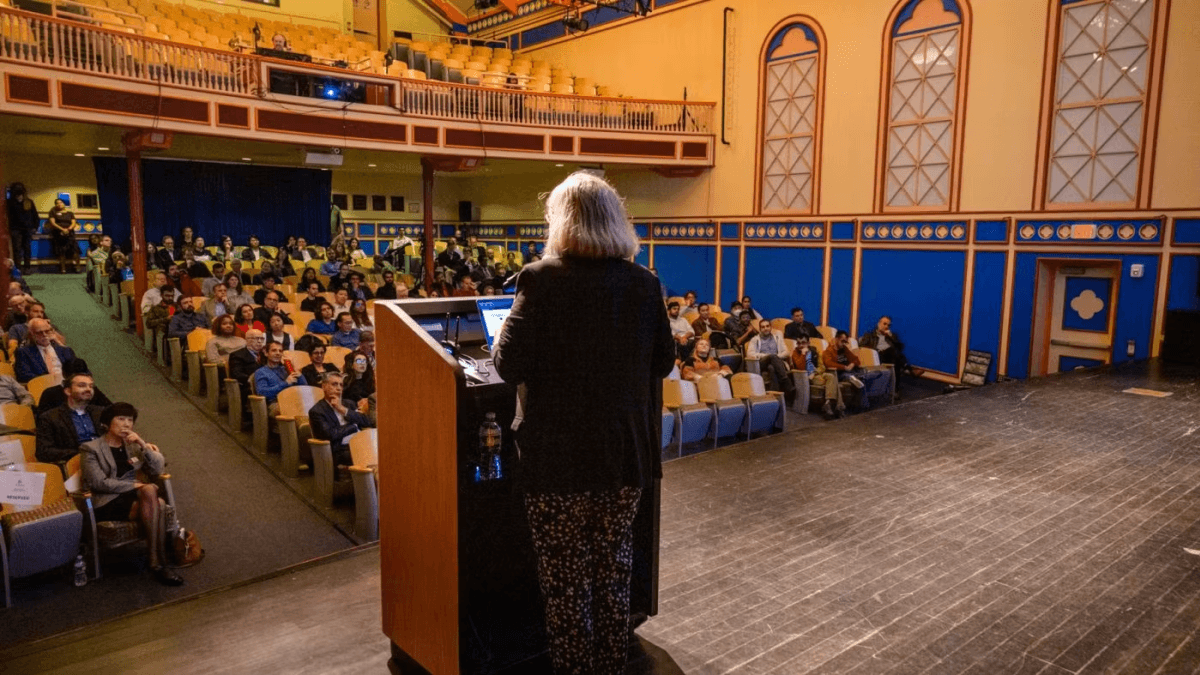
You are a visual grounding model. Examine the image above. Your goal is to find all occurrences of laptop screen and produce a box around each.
[476,296,515,352]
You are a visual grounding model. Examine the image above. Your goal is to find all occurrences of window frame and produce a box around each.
[754,16,828,216]
[874,0,972,214]
[1035,0,1169,211]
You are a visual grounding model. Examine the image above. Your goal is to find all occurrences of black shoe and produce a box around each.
[821,401,835,420]
[152,566,184,586]
[836,407,847,419]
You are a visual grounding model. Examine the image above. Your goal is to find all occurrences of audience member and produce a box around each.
[357,330,376,369]
[167,296,208,344]
[667,301,695,359]
[35,371,103,463]
[228,329,266,416]
[682,290,698,314]
[223,272,254,308]
[680,338,732,381]
[253,275,280,305]
[253,291,293,327]
[784,307,820,340]
[15,318,75,383]
[265,314,294,351]
[5,182,37,272]
[306,302,337,334]
[299,282,325,312]
[436,239,464,272]
[87,235,113,277]
[154,235,177,271]
[178,226,195,254]
[299,267,325,292]
[791,335,843,419]
[4,292,29,332]
[253,341,306,415]
[374,271,400,300]
[192,237,211,262]
[859,315,923,377]
[241,235,271,262]
[181,248,210,280]
[308,371,371,467]
[0,369,33,406]
[350,299,372,330]
[34,358,112,416]
[233,303,264,337]
[823,330,890,410]
[319,257,343,278]
[746,319,796,401]
[341,350,375,406]
[253,260,283,286]
[293,236,318,263]
[201,262,226,296]
[347,272,373,301]
[690,303,723,338]
[8,300,46,344]
[144,293,175,337]
[330,288,352,315]
[205,315,245,368]
[451,274,478,297]
[47,197,80,273]
[216,235,236,263]
[327,264,352,293]
[229,259,254,286]
[740,295,763,321]
[722,303,756,348]
[330,312,361,349]
[202,283,235,321]
[140,273,180,313]
[80,402,182,586]
[300,342,338,385]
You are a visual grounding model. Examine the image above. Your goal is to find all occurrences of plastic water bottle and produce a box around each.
[478,412,502,481]
[73,554,87,587]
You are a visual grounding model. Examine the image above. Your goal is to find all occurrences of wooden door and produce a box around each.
[1045,264,1119,373]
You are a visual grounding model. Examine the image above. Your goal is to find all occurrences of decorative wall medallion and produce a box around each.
[1118,224,1135,240]
[812,225,823,237]
[757,226,767,237]
[864,226,876,238]
[936,225,949,239]
[951,225,965,239]
[1098,224,1113,239]
[1039,225,1054,239]
[1058,224,1072,239]
[767,226,777,237]
[1020,225,1036,239]
[706,227,715,237]
[879,227,890,238]
[1139,224,1157,240]
[891,225,904,238]
[906,225,919,238]
[790,226,800,237]
[800,225,811,237]
[687,226,696,236]
[921,225,934,238]
[1070,290,1105,320]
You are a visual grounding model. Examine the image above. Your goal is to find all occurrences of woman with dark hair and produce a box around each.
[192,237,211,261]
[178,226,195,255]
[299,267,325,292]
[306,301,337,334]
[223,273,253,308]
[280,235,298,257]
[80,402,182,586]
[349,298,372,329]
[346,237,366,263]
[47,197,80,273]
[241,234,271,262]
[300,342,338,386]
[216,235,236,263]
[233,303,264,337]
[205,314,245,368]
[265,313,294,350]
[493,172,675,675]
[274,249,297,278]
[341,350,374,406]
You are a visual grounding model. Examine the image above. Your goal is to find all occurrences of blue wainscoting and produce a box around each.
[634,245,650,269]
[969,251,1006,382]
[719,246,740,308]
[742,247,825,321]
[652,244,717,299]
[827,249,856,332]
[1168,255,1200,311]
[857,249,966,375]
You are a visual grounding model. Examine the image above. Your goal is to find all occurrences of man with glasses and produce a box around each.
[15,318,75,383]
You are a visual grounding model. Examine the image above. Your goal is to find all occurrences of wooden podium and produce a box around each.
[376,299,661,675]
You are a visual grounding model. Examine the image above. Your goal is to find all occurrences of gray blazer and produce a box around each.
[81,436,166,508]
[203,297,236,322]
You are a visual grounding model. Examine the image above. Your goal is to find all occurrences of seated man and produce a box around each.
[308,371,371,467]
[301,343,339,386]
[144,291,175,337]
[35,371,104,464]
[746,319,796,401]
[791,335,844,419]
[682,290,698,314]
[252,275,281,305]
[80,402,182,586]
[252,341,307,416]
[299,282,325,313]
[784,307,821,340]
[8,300,46,345]
[228,329,267,422]
[330,312,361,349]
[0,370,33,406]
[201,262,226,297]
[691,303,722,338]
[35,358,113,416]
[680,338,732,382]
[822,330,891,410]
[15,318,76,383]
[373,271,399,300]
[859,315,923,377]
[253,290,294,327]
[722,303,756,350]
[168,296,209,344]
[241,235,272,262]
[667,301,695,359]
[202,283,235,321]
[153,235,176,271]
[140,272,180,313]
[347,272,374,301]
[330,288,352,316]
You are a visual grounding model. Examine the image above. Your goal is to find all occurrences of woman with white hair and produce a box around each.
[494,172,675,675]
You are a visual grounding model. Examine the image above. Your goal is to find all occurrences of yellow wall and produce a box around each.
[385,0,447,39]
[331,169,460,223]
[4,153,101,217]
[168,0,350,30]
[473,0,1200,218]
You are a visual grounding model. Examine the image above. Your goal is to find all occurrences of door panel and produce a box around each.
[1047,266,1117,373]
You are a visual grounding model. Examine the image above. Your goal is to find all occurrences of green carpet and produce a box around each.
[0,274,357,650]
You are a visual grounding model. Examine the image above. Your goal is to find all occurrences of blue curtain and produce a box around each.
[93,157,333,253]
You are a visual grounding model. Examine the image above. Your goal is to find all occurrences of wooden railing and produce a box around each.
[0,7,257,95]
[0,6,715,135]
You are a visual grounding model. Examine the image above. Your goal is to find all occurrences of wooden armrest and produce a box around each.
[766,390,785,396]
[248,394,265,401]
[699,398,717,404]
[158,473,171,480]
[348,465,373,474]
[276,415,296,423]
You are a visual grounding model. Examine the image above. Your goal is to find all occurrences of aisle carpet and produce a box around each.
[0,275,357,649]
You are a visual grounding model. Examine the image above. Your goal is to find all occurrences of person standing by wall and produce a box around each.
[5,183,37,273]
[47,198,80,273]
[494,172,675,675]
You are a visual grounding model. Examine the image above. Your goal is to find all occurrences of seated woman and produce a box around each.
[346,237,367,263]
[205,315,246,369]
[349,299,372,330]
[306,301,338,335]
[341,350,375,407]
[265,313,294,351]
[192,237,211,261]
[300,342,339,385]
[81,403,183,586]
[223,272,253,308]
[680,338,732,381]
[233,303,264,338]
[255,260,283,286]
[216,235,237,263]
[299,267,325,293]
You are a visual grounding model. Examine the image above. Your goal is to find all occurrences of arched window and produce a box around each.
[1042,0,1164,208]
[757,19,825,215]
[878,0,970,212]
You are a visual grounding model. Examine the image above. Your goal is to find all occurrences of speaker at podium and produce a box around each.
[375,297,660,674]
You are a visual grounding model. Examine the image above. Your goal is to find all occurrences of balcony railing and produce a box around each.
[0,6,714,136]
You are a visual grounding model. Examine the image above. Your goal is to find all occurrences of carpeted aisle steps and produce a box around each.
[1,274,357,649]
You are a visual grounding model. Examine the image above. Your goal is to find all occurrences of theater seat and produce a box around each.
[348,429,378,540]
[731,372,785,435]
[185,329,213,396]
[696,375,747,443]
[660,408,675,450]
[307,436,354,508]
[275,385,322,477]
[72,467,178,581]
[663,379,714,451]
[2,462,82,607]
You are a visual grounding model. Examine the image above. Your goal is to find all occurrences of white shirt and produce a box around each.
[141,287,181,313]
[39,344,63,383]
[669,315,694,338]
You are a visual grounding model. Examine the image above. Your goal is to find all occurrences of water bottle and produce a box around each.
[73,554,87,587]
[477,412,502,481]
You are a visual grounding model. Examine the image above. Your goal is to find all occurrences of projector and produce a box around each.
[304,150,344,167]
